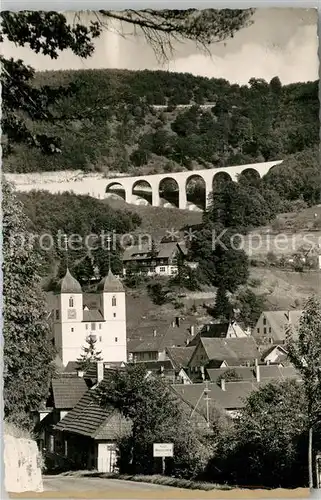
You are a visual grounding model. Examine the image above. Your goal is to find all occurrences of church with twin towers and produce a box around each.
[50,266,127,367]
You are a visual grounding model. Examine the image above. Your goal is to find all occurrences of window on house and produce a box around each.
[113,313,116,318]
[56,310,60,320]
[91,323,96,331]
[99,336,102,342]
[85,324,88,330]
[160,266,166,272]
[91,334,97,342]
[99,324,102,330]
[269,327,271,333]
[69,297,74,308]
[112,296,117,307]
[263,317,267,325]
[71,328,74,332]
[115,337,118,342]
[264,327,267,334]
[257,328,260,333]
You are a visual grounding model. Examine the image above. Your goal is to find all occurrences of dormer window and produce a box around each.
[69,296,74,308]
[112,296,117,307]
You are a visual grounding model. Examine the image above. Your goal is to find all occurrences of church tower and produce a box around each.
[53,268,85,366]
[97,269,127,362]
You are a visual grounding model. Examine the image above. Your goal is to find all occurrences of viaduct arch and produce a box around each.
[105,160,283,210]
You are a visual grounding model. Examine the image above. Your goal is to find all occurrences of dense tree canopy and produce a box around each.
[18,190,141,282]
[2,180,55,428]
[1,9,253,159]
[96,364,210,478]
[207,380,310,488]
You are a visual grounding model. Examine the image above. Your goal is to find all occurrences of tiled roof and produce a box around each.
[122,242,178,262]
[64,361,79,373]
[172,381,258,412]
[206,364,300,383]
[207,367,255,382]
[192,337,259,364]
[83,309,104,322]
[51,377,88,409]
[55,386,131,440]
[188,321,246,346]
[261,344,288,363]
[166,347,195,369]
[130,360,175,372]
[200,323,230,338]
[258,365,300,381]
[129,319,196,353]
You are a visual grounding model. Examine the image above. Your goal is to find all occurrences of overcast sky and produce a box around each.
[2,8,318,85]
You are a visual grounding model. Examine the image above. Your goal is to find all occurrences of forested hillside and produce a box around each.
[4,69,318,174]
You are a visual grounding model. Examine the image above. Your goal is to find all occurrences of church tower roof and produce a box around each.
[56,268,82,294]
[97,269,124,293]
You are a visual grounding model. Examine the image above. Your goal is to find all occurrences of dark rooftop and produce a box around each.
[51,377,88,409]
[55,386,131,440]
[166,346,195,369]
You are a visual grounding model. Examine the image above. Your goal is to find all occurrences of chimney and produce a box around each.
[190,325,195,337]
[97,361,104,383]
[220,378,226,391]
[176,316,181,327]
[153,329,157,337]
[266,359,270,365]
[200,365,205,381]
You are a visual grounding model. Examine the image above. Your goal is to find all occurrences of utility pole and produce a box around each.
[190,379,211,428]
[204,381,210,428]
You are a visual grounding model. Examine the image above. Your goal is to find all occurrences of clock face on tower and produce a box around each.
[67,309,77,320]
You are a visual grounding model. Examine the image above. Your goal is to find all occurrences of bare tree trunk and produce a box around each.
[309,426,313,489]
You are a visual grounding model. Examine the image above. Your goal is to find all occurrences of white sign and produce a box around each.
[153,443,174,457]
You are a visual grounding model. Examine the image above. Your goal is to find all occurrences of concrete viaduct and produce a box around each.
[105,160,283,209]
[7,160,283,210]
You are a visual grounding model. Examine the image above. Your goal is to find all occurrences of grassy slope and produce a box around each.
[109,198,321,319]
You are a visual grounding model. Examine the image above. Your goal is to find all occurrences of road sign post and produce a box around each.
[153,443,174,475]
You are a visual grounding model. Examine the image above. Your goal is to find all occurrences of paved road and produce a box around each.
[43,475,182,492]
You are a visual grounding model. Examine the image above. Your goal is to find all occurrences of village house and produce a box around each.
[165,346,195,371]
[171,379,258,420]
[130,359,192,384]
[128,316,198,362]
[187,337,260,373]
[34,375,89,460]
[206,364,300,383]
[186,320,249,347]
[253,309,303,345]
[172,360,301,420]
[46,268,127,366]
[54,378,132,473]
[122,240,197,277]
[260,344,289,365]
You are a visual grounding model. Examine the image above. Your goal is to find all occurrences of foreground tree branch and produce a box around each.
[1,8,254,154]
